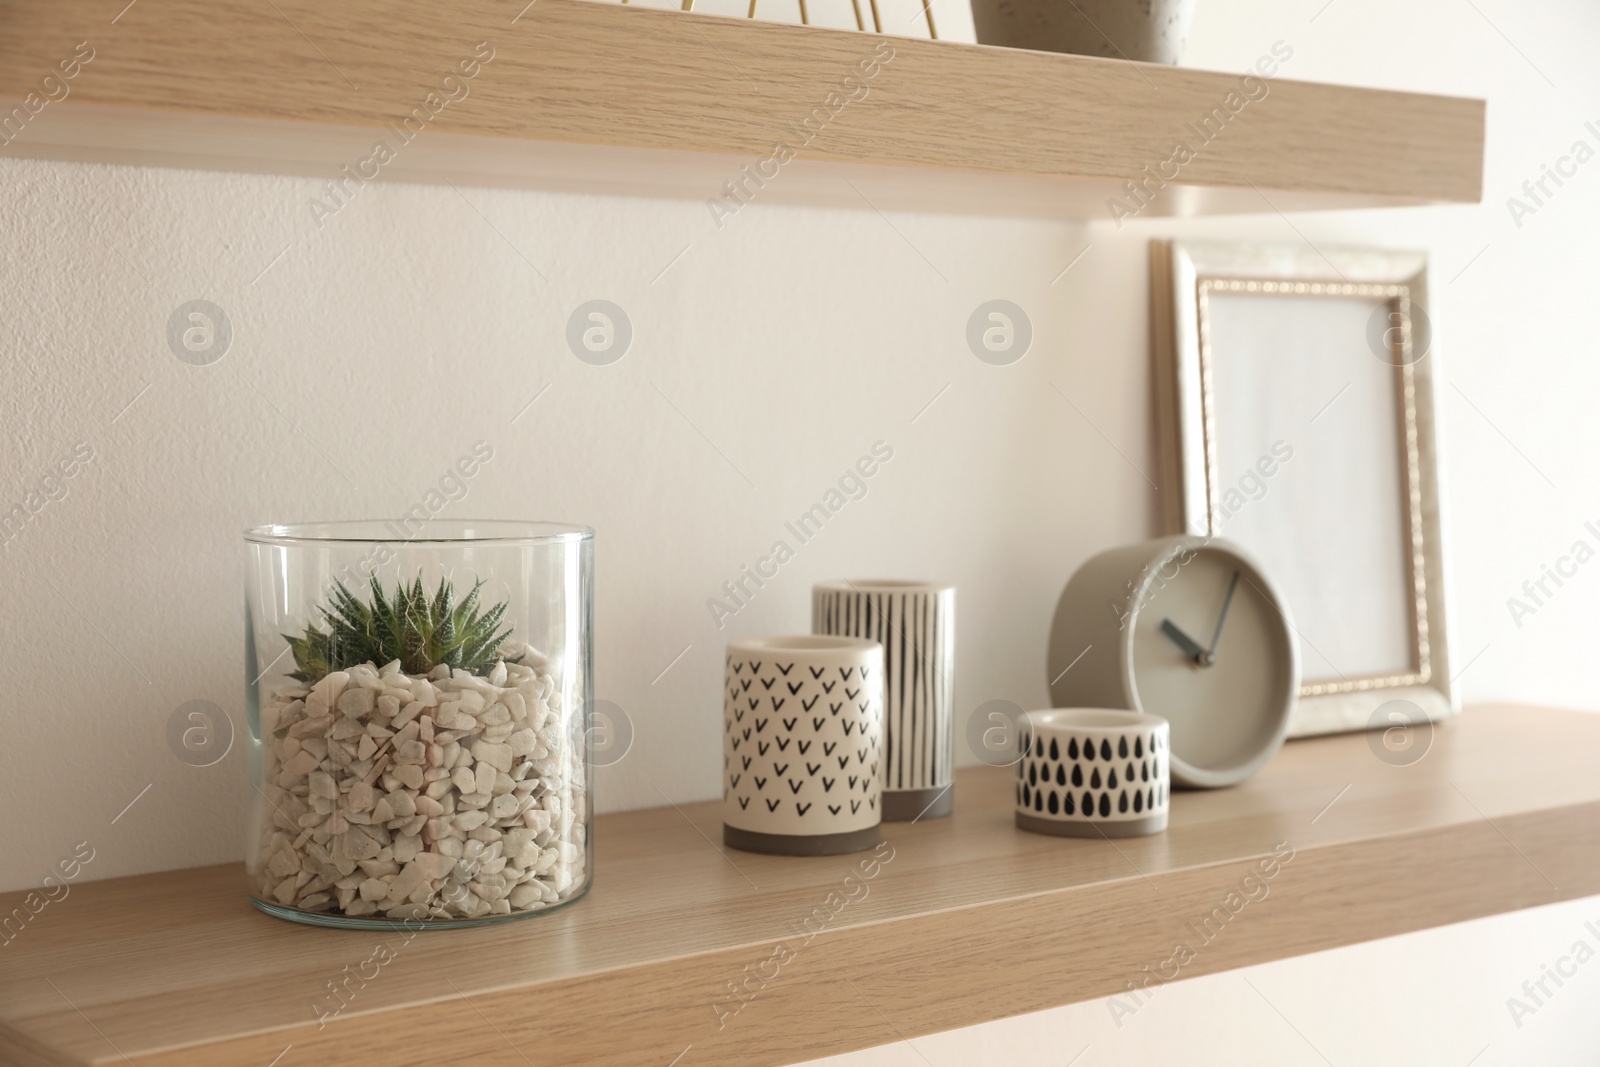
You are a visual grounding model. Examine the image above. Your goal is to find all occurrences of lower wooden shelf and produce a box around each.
[3,703,1597,1066]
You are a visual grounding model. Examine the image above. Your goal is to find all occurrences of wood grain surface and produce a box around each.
[2,703,1595,1066]
[0,0,1483,216]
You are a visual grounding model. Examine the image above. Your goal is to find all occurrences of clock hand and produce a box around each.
[1160,619,1209,666]
[1207,570,1242,660]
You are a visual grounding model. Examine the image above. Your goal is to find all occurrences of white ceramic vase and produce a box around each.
[970,0,1196,65]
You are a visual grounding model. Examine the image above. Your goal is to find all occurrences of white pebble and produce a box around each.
[393,834,421,863]
[347,665,382,690]
[385,861,429,902]
[490,794,520,820]
[507,729,537,758]
[311,671,350,706]
[341,828,379,861]
[337,687,376,718]
[471,741,512,773]
[281,750,320,780]
[346,781,374,811]
[385,791,417,819]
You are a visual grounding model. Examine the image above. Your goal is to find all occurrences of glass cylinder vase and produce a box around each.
[243,520,593,929]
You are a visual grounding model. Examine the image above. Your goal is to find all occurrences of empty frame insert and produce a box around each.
[1152,241,1454,737]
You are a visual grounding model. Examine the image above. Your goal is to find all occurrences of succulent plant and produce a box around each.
[286,574,519,683]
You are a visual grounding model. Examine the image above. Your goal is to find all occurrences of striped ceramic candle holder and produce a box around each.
[813,580,955,821]
[723,636,884,856]
[1015,709,1170,838]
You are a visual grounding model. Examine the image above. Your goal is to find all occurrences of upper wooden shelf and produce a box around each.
[3,703,1596,1067]
[0,0,1483,218]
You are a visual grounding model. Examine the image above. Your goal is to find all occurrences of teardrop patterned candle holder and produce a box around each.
[1015,709,1170,838]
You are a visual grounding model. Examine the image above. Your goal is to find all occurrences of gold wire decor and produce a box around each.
[620,0,937,39]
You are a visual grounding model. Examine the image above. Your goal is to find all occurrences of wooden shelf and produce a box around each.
[0,0,1482,218]
[4,704,1597,1067]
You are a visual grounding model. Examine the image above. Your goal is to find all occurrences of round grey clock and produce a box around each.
[1047,535,1299,788]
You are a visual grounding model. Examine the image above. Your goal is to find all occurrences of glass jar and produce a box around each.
[242,520,593,928]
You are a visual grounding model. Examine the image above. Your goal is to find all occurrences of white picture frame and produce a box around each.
[1151,240,1455,738]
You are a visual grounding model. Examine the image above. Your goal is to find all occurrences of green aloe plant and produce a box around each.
[286,574,519,683]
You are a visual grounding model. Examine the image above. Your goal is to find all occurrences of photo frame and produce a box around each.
[1151,240,1455,737]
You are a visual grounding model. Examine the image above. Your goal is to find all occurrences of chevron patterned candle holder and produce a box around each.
[722,635,884,856]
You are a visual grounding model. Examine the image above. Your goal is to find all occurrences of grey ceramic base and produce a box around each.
[1015,811,1168,838]
[882,786,953,822]
[724,824,881,856]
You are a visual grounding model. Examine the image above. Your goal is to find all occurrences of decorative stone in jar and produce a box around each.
[243,521,593,928]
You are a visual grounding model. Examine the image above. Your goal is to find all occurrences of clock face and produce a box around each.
[1127,544,1295,777]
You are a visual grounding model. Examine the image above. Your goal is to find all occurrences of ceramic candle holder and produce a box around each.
[723,636,884,856]
[813,580,955,821]
[1015,709,1170,838]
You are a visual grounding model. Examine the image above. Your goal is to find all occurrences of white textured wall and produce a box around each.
[3,0,1599,1060]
